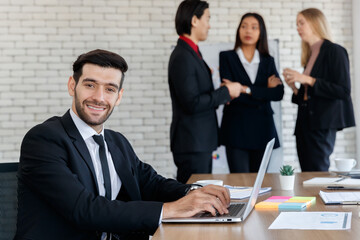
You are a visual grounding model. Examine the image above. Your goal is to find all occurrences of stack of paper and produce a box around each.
[320,191,360,205]
[224,185,272,200]
[303,177,360,187]
[255,196,316,210]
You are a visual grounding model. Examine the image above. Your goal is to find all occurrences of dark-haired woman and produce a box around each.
[219,13,284,173]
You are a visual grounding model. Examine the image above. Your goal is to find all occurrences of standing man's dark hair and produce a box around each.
[233,13,269,56]
[175,0,209,36]
[73,49,128,89]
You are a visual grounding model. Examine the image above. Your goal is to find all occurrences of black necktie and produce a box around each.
[92,134,112,200]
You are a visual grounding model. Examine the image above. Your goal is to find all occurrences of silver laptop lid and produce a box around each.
[161,138,274,223]
[242,138,275,220]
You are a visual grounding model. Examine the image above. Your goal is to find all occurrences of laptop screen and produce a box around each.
[242,138,275,220]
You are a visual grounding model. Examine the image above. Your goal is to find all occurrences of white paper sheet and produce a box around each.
[269,212,352,230]
[320,190,360,204]
[303,177,360,187]
[224,185,272,199]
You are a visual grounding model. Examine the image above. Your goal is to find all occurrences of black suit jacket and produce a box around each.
[15,111,188,240]
[219,50,284,150]
[168,39,231,153]
[292,40,355,132]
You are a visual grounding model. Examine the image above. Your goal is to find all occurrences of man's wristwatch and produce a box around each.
[185,184,202,195]
[245,87,251,94]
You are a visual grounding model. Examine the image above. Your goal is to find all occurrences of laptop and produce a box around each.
[162,138,275,223]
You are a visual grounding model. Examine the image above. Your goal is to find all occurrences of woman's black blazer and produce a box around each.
[292,39,355,132]
[219,50,284,150]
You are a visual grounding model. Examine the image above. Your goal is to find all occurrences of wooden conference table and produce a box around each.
[152,172,360,240]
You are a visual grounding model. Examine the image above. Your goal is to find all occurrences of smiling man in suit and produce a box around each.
[15,49,230,240]
[168,0,242,183]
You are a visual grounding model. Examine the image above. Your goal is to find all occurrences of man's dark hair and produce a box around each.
[233,13,270,57]
[175,0,209,36]
[72,49,128,89]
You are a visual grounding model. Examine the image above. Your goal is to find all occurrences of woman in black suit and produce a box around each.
[283,8,355,172]
[219,13,284,173]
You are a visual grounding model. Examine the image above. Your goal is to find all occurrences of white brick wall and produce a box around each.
[0,0,356,177]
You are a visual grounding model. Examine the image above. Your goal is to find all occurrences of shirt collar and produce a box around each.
[70,109,105,141]
[179,35,201,58]
[310,39,324,52]
[236,48,260,65]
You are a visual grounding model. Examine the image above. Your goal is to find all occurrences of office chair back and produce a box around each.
[0,162,18,240]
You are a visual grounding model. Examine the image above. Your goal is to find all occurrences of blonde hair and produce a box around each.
[298,8,332,66]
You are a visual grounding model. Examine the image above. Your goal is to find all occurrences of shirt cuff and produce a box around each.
[158,206,163,225]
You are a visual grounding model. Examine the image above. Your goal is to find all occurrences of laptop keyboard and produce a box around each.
[200,203,245,217]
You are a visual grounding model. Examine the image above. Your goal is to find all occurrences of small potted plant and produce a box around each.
[279,165,295,190]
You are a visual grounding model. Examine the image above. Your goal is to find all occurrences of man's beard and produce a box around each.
[74,91,114,127]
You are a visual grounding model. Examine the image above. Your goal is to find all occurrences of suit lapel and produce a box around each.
[253,55,264,85]
[198,50,212,80]
[201,56,214,90]
[310,40,327,77]
[60,110,99,192]
[105,132,141,200]
[231,51,252,85]
[178,39,212,82]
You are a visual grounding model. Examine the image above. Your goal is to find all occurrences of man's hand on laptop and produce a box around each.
[162,185,230,219]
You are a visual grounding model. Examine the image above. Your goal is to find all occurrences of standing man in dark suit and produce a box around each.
[168,0,241,183]
[15,49,230,240]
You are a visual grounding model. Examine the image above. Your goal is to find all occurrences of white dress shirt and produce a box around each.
[70,109,162,237]
[236,48,260,84]
[70,110,122,240]
[70,109,121,200]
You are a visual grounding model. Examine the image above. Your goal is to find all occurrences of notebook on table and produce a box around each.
[162,138,275,223]
[303,177,360,187]
[319,190,360,205]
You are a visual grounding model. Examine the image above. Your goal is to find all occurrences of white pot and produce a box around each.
[279,175,295,191]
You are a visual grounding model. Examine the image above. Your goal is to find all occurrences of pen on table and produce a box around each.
[224,185,250,189]
[326,186,360,190]
[334,177,346,182]
[342,201,360,205]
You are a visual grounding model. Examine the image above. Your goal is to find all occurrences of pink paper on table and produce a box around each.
[268,196,292,200]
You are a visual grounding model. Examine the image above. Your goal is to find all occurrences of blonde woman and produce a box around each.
[283,8,355,172]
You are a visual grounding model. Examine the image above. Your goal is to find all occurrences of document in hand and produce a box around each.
[303,177,360,187]
[319,191,360,205]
